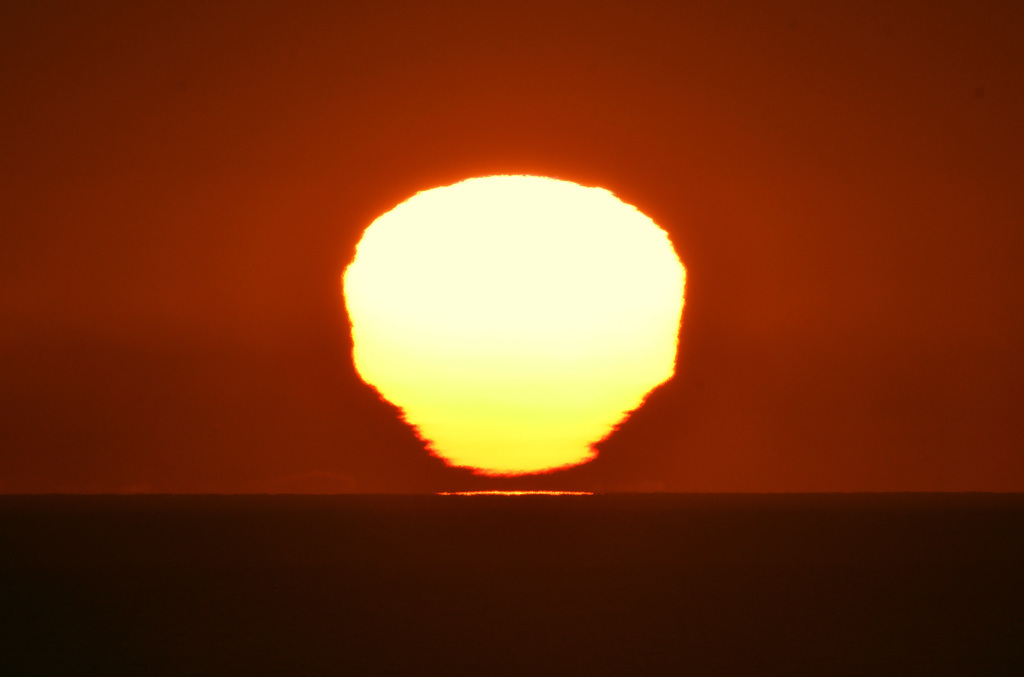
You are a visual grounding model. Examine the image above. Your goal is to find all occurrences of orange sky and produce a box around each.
[2,1,1022,493]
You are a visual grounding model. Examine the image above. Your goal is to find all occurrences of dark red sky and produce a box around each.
[2,1,1022,492]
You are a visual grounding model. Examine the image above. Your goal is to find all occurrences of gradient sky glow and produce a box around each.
[2,1,1023,493]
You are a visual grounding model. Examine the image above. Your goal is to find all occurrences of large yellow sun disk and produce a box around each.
[343,175,685,475]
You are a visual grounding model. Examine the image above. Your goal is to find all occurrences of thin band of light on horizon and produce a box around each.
[343,175,686,476]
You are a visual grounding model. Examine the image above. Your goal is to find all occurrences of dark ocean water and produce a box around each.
[1,493,1022,675]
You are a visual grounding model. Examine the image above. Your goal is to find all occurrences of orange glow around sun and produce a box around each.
[343,175,685,476]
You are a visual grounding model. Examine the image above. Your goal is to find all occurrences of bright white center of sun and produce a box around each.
[343,175,685,476]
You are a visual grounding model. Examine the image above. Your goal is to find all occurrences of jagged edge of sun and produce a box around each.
[398,377,674,477]
[399,399,597,477]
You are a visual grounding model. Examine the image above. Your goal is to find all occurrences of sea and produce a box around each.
[2,493,1022,675]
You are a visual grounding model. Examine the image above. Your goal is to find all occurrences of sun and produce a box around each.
[343,175,685,476]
